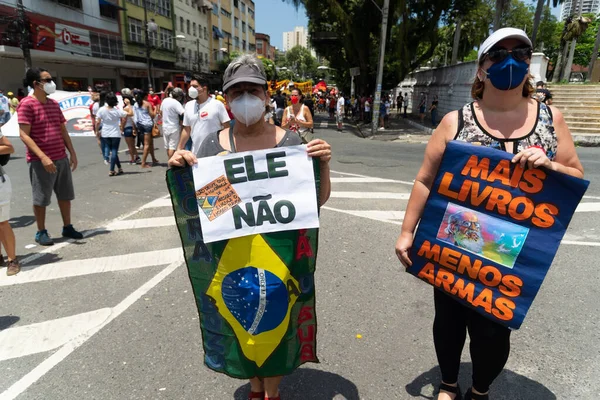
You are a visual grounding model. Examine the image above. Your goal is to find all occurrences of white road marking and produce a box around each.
[575,202,600,212]
[106,217,175,230]
[322,206,403,225]
[331,170,414,186]
[141,197,173,209]
[562,240,600,246]
[331,191,410,200]
[0,309,111,362]
[331,177,408,184]
[18,195,171,266]
[319,122,328,128]
[0,248,182,287]
[0,258,184,400]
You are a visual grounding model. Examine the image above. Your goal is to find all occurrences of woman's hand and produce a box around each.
[395,232,414,268]
[306,139,331,164]
[512,146,553,170]
[168,149,197,168]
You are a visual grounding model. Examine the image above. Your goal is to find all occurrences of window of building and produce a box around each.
[91,32,124,60]
[248,8,254,19]
[160,27,173,50]
[193,22,197,37]
[241,2,245,13]
[127,0,141,5]
[99,3,118,19]
[204,26,208,40]
[149,30,158,47]
[249,43,255,51]
[234,0,239,7]
[52,0,82,8]
[221,8,231,18]
[242,22,246,33]
[128,17,144,43]
[204,53,208,64]
[180,17,184,32]
[187,19,190,35]
[242,39,246,49]
[234,17,239,28]
[256,41,262,52]
[156,0,171,17]
[234,36,239,47]
[222,30,231,39]
[212,4,218,15]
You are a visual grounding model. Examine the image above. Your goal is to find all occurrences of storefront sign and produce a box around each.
[55,24,91,57]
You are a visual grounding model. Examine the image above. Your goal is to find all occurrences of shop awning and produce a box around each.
[99,0,126,10]
[212,26,224,39]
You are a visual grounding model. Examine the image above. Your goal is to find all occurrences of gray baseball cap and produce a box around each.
[222,57,267,92]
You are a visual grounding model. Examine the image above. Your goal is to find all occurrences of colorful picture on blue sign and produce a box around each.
[436,202,529,269]
[406,141,589,330]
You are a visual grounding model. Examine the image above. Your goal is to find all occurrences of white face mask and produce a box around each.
[43,81,56,95]
[188,86,198,99]
[229,92,265,126]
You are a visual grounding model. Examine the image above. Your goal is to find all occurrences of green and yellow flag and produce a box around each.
[166,165,320,378]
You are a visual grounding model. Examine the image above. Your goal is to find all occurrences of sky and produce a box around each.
[254,1,308,50]
[253,1,562,51]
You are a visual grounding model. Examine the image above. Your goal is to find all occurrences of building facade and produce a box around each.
[0,0,135,92]
[255,32,274,60]
[119,0,177,89]
[208,0,256,72]
[282,26,308,52]
[560,0,600,20]
[173,0,212,73]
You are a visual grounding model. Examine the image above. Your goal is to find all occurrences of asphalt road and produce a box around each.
[0,116,598,400]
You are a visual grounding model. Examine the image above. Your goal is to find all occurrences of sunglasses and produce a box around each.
[486,47,532,63]
[38,78,54,83]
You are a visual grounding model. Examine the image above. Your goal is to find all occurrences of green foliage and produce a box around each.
[573,14,600,67]
[284,45,319,80]
[261,57,276,81]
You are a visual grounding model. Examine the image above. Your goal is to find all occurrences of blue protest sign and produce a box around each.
[406,141,589,330]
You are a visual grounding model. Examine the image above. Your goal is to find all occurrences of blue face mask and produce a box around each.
[485,54,529,91]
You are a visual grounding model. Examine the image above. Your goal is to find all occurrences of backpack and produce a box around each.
[0,153,9,166]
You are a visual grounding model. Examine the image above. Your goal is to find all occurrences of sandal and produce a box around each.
[248,391,264,400]
[109,171,117,176]
[464,388,488,400]
[438,383,462,400]
[117,168,124,175]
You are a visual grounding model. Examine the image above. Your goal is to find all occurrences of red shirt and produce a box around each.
[148,94,161,108]
[17,96,67,162]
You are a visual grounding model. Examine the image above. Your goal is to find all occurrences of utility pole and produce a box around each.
[16,0,31,72]
[371,0,389,136]
[143,0,153,89]
[451,17,461,65]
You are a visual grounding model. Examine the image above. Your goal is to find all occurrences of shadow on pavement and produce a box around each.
[0,315,19,330]
[20,252,62,268]
[233,368,360,400]
[8,215,36,229]
[406,363,556,400]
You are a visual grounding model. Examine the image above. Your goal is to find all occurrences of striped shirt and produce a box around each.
[17,96,67,162]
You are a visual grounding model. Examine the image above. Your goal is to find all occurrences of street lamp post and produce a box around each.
[143,0,157,89]
[371,0,390,136]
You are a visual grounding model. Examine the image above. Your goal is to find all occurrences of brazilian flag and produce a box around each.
[166,162,320,378]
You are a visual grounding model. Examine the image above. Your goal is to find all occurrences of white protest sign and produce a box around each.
[193,145,319,243]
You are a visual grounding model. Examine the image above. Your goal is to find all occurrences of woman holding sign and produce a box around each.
[395,28,583,400]
[169,54,331,400]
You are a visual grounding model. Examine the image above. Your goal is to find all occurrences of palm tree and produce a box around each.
[531,0,563,49]
[493,0,510,31]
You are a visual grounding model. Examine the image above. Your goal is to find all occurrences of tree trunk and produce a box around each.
[531,0,545,49]
[493,0,504,31]
[562,0,585,82]
[552,42,568,83]
[451,17,461,65]
[586,25,600,82]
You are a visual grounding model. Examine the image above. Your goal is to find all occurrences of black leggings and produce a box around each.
[433,290,511,393]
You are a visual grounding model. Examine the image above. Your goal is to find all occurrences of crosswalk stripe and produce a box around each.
[0,248,182,287]
[322,206,403,224]
[331,191,410,200]
[141,197,173,209]
[331,177,406,183]
[575,202,600,212]
[106,216,175,230]
[0,309,111,362]
[319,122,328,128]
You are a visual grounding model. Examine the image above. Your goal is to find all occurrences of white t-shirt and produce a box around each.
[337,97,345,114]
[365,101,371,112]
[183,97,230,156]
[161,97,185,131]
[97,106,127,138]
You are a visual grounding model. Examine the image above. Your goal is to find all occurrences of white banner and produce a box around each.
[1,90,123,137]
[193,146,319,243]
[55,24,92,57]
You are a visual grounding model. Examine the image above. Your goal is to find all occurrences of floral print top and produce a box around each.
[454,102,557,161]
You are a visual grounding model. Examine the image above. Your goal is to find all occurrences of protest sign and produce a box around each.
[192,146,319,243]
[166,154,321,378]
[406,141,589,330]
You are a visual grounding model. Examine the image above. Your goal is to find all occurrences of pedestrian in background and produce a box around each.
[7,92,19,114]
[134,90,159,168]
[96,92,132,176]
[403,92,409,118]
[336,92,345,131]
[121,90,140,165]
[160,87,185,160]
[395,28,584,400]
[282,88,313,143]
[418,92,427,124]
[0,132,19,275]
[168,53,332,400]
[18,67,83,246]
[429,95,439,126]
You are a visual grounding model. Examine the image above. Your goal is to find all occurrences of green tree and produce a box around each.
[573,14,600,67]
[284,45,318,80]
